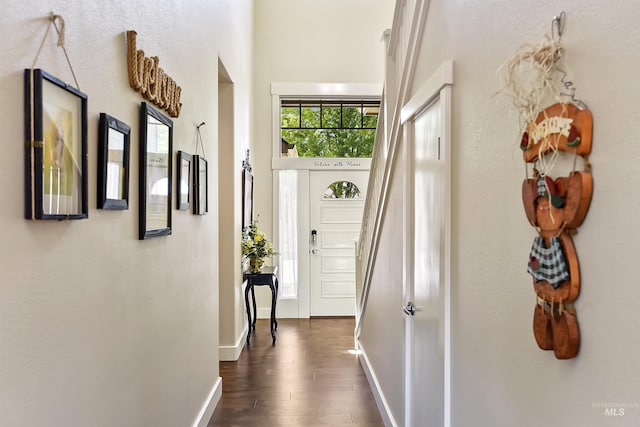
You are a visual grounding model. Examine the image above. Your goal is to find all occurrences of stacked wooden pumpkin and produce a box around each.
[520,103,593,359]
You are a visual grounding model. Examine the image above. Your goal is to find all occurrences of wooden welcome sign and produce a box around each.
[126,30,182,117]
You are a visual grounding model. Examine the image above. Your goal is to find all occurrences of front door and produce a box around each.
[309,170,368,316]
[405,98,446,426]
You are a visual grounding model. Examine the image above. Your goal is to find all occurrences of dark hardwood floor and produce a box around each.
[208,317,384,426]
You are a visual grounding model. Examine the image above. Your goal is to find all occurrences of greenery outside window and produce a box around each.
[281,100,379,158]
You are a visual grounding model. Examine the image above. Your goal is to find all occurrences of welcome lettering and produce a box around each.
[126,31,182,117]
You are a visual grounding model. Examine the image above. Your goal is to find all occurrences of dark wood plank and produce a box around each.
[208,318,383,426]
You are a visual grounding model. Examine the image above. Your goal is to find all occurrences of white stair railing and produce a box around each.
[355,102,388,332]
[355,0,433,340]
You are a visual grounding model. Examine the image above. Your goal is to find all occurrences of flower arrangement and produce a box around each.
[242,219,277,273]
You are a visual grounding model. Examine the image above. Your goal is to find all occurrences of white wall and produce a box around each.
[361,0,640,425]
[218,60,251,360]
[359,158,407,426]
[0,1,253,426]
[252,0,395,314]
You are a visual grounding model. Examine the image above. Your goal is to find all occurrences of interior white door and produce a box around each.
[309,170,368,316]
[406,99,446,426]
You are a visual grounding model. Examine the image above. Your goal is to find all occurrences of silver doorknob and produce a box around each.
[403,302,416,316]
[311,249,321,255]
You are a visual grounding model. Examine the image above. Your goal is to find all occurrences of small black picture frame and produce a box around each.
[139,102,173,239]
[24,68,88,220]
[98,113,130,210]
[242,169,253,229]
[193,155,208,215]
[176,151,191,210]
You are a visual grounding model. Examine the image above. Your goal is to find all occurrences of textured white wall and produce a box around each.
[0,1,252,426]
[251,0,395,313]
[407,0,640,425]
[218,70,247,351]
[359,158,407,426]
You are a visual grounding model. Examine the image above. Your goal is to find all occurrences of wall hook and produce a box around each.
[551,11,566,41]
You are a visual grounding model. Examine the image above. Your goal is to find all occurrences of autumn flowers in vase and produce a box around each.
[242,219,276,273]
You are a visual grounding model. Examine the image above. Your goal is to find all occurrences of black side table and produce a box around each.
[243,265,278,345]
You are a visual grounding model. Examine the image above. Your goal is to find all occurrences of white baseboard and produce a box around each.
[275,298,301,318]
[257,307,272,319]
[357,341,398,427]
[219,325,248,361]
[192,376,222,427]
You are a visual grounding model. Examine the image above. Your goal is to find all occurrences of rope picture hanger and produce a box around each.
[195,121,206,158]
[25,12,88,221]
[498,12,594,360]
[31,13,81,90]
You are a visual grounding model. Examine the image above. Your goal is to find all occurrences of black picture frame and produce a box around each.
[24,68,88,220]
[193,155,208,215]
[139,102,173,239]
[98,113,130,210]
[176,151,192,210]
[242,169,253,229]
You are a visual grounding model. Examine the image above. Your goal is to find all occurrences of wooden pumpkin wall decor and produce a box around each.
[499,12,593,359]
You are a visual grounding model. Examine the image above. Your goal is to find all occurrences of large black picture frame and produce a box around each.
[139,102,173,239]
[98,113,130,210]
[24,68,88,220]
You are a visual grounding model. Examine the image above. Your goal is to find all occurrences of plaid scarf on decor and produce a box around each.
[527,236,570,288]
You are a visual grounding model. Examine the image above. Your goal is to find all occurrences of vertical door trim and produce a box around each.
[402,121,415,426]
[441,84,452,427]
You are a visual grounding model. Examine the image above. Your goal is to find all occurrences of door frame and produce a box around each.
[271,164,371,319]
[401,61,452,427]
[270,82,379,319]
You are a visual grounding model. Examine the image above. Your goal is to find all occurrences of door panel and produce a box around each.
[407,100,445,426]
[320,206,363,223]
[310,171,368,316]
[322,255,355,273]
[322,230,361,248]
[321,279,356,298]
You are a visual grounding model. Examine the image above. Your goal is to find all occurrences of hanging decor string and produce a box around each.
[31,13,81,91]
[497,11,590,179]
[195,122,206,158]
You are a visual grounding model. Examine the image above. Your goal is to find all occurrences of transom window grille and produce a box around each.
[281,100,379,158]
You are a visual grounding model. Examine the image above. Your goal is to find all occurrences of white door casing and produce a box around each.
[309,170,368,316]
[401,62,452,427]
[270,83,379,319]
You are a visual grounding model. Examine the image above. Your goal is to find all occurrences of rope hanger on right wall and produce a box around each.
[498,11,594,360]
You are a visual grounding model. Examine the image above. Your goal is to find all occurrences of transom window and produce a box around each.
[281,100,379,158]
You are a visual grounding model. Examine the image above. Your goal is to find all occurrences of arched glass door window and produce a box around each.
[323,181,361,199]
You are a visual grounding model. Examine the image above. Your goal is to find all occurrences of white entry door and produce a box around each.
[405,98,447,426]
[309,170,368,316]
